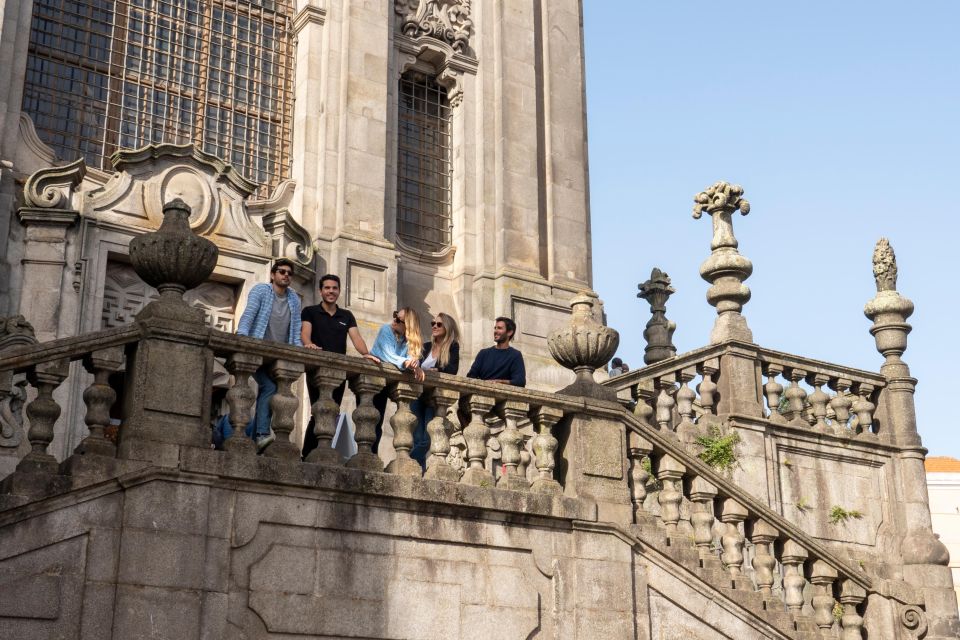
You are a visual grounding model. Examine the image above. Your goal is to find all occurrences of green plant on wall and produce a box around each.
[795,497,811,513]
[695,426,741,472]
[829,505,864,525]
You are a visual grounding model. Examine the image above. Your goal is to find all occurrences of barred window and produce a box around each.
[22,0,295,196]
[396,72,452,253]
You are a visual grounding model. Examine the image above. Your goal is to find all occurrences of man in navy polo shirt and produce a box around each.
[300,273,379,457]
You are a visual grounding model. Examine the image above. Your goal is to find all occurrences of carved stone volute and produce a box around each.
[548,292,619,401]
[129,198,219,322]
[22,158,86,209]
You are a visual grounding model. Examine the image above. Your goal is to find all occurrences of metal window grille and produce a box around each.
[396,72,452,253]
[22,0,295,196]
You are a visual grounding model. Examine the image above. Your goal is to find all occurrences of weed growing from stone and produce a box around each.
[829,505,864,525]
[695,426,741,472]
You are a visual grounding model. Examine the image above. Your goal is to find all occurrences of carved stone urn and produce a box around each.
[129,198,218,322]
[548,292,620,401]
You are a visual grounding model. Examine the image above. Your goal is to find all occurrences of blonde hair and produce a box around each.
[433,312,460,369]
[400,306,423,361]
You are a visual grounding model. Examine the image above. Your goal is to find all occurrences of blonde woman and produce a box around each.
[370,307,424,454]
[410,312,461,468]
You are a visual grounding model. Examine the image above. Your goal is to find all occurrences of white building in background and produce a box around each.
[927,456,960,607]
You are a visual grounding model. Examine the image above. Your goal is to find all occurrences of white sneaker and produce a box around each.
[256,432,275,453]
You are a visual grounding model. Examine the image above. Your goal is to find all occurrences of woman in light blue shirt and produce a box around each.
[370,307,424,456]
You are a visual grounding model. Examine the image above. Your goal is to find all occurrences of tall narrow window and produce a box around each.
[21,0,295,196]
[396,71,452,253]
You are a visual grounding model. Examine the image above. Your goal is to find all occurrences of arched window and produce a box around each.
[396,71,452,253]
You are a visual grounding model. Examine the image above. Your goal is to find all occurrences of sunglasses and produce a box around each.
[275,268,292,276]
[392,311,402,323]
[430,321,444,328]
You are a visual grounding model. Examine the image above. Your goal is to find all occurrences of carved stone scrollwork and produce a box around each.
[23,158,86,209]
[898,604,927,639]
[395,0,474,54]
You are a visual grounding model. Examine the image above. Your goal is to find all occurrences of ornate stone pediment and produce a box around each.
[394,0,473,54]
[84,143,270,258]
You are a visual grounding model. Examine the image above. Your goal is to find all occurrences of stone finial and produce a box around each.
[872,237,898,292]
[637,268,677,364]
[694,181,753,344]
[863,238,914,375]
[548,292,620,401]
[0,316,37,350]
[129,198,219,322]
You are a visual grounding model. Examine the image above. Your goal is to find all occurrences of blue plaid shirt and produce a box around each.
[236,283,303,346]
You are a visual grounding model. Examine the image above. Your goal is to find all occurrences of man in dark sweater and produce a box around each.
[466,316,526,387]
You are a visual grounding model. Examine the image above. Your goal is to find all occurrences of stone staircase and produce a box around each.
[631,511,831,639]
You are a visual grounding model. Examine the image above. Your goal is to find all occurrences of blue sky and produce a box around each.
[583,2,960,456]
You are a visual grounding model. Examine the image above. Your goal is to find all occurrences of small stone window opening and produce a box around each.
[396,71,452,253]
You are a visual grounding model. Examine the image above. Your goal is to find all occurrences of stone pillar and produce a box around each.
[547,291,630,521]
[289,2,327,233]
[0,0,35,160]
[863,238,959,638]
[118,200,218,466]
[693,181,753,345]
[16,160,86,342]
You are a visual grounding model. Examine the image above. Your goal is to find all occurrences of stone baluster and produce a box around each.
[675,367,698,443]
[16,358,70,475]
[762,363,785,423]
[627,431,654,520]
[839,579,866,639]
[782,367,807,426]
[385,382,423,476]
[654,377,676,432]
[305,366,347,465]
[424,388,460,481]
[633,381,656,428]
[530,405,563,494]
[347,374,386,471]
[748,519,778,596]
[809,560,838,631]
[655,454,685,531]
[223,353,261,454]
[497,401,530,491]
[688,476,718,552]
[262,359,304,460]
[806,373,831,433]
[76,347,125,457]
[850,382,876,435]
[780,539,809,613]
[829,377,853,433]
[696,359,719,417]
[719,498,748,577]
[460,394,496,486]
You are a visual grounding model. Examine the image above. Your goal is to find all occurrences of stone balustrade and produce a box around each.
[605,341,889,446]
[620,407,898,637]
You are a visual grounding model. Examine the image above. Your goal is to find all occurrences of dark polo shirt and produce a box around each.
[301,304,357,354]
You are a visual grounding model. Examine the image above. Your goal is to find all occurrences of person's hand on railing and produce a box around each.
[361,353,381,364]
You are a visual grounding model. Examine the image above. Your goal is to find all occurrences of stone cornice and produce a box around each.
[293,3,326,33]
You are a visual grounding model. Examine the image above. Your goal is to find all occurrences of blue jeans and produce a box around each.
[409,397,435,470]
[246,365,277,439]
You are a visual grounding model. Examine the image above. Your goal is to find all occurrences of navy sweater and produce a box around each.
[466,346,526,387]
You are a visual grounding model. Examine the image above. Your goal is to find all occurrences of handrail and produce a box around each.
[207,330,592,412]
[0,325,142,371]
[603,340,886,392]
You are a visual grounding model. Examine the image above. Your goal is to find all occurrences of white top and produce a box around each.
[421,352,438,370]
